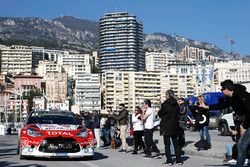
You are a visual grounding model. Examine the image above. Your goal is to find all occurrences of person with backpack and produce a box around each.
[190,95,211,149]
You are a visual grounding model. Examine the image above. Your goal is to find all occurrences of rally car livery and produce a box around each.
[17,110,94,159]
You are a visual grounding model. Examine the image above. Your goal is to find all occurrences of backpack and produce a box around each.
[194,139,210,150]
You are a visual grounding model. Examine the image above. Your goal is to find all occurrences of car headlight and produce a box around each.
[27,128,43,137]
[76,129,88,138]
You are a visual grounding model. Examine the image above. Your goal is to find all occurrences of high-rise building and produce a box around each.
[99,12,144,72]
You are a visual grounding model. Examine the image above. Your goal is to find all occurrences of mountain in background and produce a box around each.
[0,16,245,59]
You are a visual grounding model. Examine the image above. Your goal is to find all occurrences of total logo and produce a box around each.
[47,131,74,136]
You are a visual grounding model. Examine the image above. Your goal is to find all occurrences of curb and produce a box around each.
[183,146,224,159]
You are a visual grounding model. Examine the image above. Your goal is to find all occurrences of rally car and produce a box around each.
[17,110,94,159]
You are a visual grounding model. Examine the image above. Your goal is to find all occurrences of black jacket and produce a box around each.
[189,104,210,129]
[114,109,128,126]
[209,84,250,129]
[158,97,180,136]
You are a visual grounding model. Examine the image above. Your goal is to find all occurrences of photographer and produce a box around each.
[199,80,250,167]
[190,95,211,147]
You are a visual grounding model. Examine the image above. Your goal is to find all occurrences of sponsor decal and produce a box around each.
[21,137,29,148]
[36,124,78,131]
[47,131,74,136]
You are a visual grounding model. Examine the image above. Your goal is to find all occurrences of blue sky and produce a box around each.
[0,0,250,55]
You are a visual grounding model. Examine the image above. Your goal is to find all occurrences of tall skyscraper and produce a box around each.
[99,12,144,72]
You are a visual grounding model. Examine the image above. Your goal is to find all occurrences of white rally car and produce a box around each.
[17,110,94,159]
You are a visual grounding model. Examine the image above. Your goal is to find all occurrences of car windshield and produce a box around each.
[27,112,81,125]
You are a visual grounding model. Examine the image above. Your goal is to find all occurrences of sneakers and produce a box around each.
[118,149,127,153]
[143,154,152,159]
[176,161,183,165]
[227,159,237,164]
[131,151,137,155]
[162,161,173,166]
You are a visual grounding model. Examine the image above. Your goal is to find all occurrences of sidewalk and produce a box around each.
[153,129,232,159]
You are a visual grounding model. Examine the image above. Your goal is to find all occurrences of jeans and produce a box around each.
[101,128,110,146]
[236,128,250,167]
[225,143,234,156]
[199,126,211,145]
[110,126,116,138]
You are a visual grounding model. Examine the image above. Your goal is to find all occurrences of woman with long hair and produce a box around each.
[131,106,146,154]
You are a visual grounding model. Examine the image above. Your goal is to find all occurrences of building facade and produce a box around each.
[36,60,63,77]
[145,51,174,72]
[14,75,42,95]
[44,72,68,102]
[0,45,32,75]
[57,52,91,78]
[99,12,144,72]
[74,73,101,112]
[101,71,167,113]
[214,60,250,85]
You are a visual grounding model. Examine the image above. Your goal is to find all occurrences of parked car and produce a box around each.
[218,108,235,136]
[17,110,94,159]
[208,111,221,129]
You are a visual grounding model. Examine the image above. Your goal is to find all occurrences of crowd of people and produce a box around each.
[82,79,250,167]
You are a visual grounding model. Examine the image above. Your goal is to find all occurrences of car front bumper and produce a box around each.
[20,146,94,158]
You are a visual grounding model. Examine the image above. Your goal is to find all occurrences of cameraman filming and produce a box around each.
[199,80,250,167]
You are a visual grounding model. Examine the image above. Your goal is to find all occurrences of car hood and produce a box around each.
[36,124,80,131]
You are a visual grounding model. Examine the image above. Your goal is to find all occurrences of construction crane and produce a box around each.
[225,35,236,53]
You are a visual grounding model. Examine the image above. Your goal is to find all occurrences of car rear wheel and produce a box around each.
[220,123,229,136]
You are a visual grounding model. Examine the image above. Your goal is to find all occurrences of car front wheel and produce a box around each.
[220,123,229,136]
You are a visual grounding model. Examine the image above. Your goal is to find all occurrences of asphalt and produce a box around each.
[1,128,231,160]
[153,129,232,159]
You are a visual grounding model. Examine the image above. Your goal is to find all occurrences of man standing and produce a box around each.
[158,90,183,165]
[114,103,128,152]
[142,99,160,159]
[199,80,250,167]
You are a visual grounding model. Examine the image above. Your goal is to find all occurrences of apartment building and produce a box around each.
[0,45,32,74]
[74,73,101,112]
[102,71,168,113]
[145,51,175,71]
[214,60,250,85]
[13,75,42,95]
[57,52,91,78]
[44,72,68,102]
[36,60,63,77]
[99,12,144,72]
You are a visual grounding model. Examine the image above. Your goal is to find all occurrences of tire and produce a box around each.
[20,155,25,160]
[84,156,93,160]
[17,141,20,155]
[220,123,229,136]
